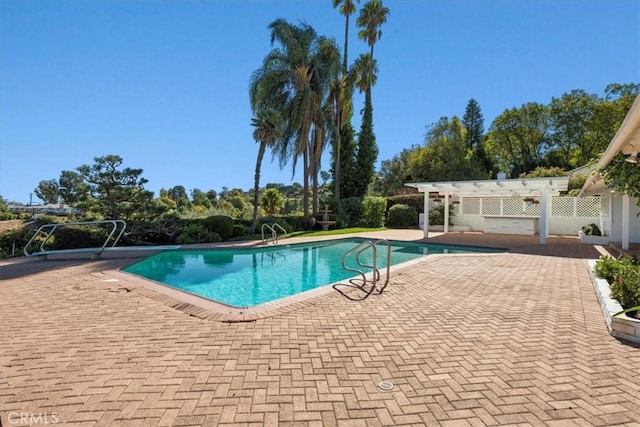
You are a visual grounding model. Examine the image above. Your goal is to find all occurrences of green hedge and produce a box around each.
[387,194,424,213]
[360,196,386,228]
[386,204,418,228]
[203,215,234,240]
[176,223,222,244]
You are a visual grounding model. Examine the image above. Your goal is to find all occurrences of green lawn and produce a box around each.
[230,227,387,242]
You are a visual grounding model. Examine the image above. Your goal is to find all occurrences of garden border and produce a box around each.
[588,260,640,344]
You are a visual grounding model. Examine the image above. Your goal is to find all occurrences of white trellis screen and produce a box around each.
[452,196,601,235]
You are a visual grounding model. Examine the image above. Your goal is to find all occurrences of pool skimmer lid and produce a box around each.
[378,381,394,391]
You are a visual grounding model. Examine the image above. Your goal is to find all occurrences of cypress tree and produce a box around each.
[353,87,377,197]
[337,122,358,197]
[462,98,484,149]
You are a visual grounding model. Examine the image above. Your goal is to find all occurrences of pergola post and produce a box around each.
[444,194,450,234]
[539,188,549,244]
[423,192,430,239]
[622,194,630,250]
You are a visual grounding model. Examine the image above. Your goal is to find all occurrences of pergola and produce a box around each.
[405,176,570,244]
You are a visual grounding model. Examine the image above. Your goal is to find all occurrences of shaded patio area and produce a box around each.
[1,231,639,426]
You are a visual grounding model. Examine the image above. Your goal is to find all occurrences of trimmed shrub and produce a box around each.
[595,255,640,311]
[386,204,418,228]
[428,204,455,226]
[610,263,640,310]
[360,196,386,228]
[176,223,222,244]
[0,211,16,220]
[203,215,234,240]
[232,224,247,237]
[582,223,602,236]
[0,228,32,258]
[50,226,111,250]
[259,217,293,234]
[287,215,315,231]
[386,194,425,213]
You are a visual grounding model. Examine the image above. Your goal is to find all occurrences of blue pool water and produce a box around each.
[123,238,501,307]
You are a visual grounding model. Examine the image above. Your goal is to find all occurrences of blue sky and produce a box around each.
[1,0,638,204]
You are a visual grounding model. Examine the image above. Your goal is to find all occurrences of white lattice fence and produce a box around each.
[454,196,602,235]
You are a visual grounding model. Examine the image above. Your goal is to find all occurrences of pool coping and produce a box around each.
[105,240,505,322]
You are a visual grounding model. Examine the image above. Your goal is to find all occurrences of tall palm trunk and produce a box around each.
[251,142,266,235]
[303,148,310,216]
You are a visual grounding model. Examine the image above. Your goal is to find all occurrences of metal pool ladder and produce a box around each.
[261,223,286,245]
[334,239,392,300]
[24,219,127,260]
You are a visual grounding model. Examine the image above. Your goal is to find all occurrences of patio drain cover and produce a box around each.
[378,381,394,391]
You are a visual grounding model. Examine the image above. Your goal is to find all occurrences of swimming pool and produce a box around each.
[123,238,501,308]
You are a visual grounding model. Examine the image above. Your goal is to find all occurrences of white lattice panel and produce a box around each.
[461,197,480,215]
[552,197,575,217]
[503,198,525,216]
[577,197,601,217]
[481,198,501,216]
[522,201,541,216]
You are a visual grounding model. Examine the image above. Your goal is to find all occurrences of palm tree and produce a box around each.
[356,0,389,61]
[250,108,283,234]
[250,19,339,217]
[353,0,389,197]
[331,0,359,202]
[333,0,359,74]
[261,188,285,215]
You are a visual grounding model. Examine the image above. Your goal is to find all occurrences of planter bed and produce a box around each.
[579,230,611,245]
[588,260,640,344]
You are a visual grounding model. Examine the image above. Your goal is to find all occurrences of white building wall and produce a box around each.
[610,195,640,244]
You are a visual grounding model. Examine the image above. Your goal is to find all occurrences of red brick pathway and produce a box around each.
[1,232,639,426]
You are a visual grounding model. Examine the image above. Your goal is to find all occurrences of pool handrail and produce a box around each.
[340,240,378,298]
[24,219,127,259]
[355,239,391,294]
[261,223,287,245]
[337,239,392,299]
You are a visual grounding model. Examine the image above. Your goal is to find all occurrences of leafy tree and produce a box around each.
[603,154,640,208]
[59,170,89,205]
[206,189,218,205]
[485,102,551,176]
[34,179,60,204]
[548,89,600,168]
[164,185,191,210]
[158,189,178,210]
[191,188,212,209]
[408,116,486,182]
[76,154,157,222]
[261,188,285,215]
[371,146,416,196]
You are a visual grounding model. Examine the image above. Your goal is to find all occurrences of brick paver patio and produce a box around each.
[1,231,639,426]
